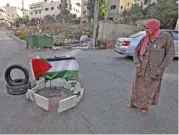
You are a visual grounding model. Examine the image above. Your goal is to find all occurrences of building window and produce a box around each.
[59,4,61,9]
[109,17,113,20]
[39,11,41,14]
[76,3,80,6]
[121,6,123,10]
[30,12,33,15]
[69,4,72,10]
[83,11,86,14]
[51,7,54,10]
[65,3,68,8]
[110,5,116,10]
[144,0,148,5]
[45,8,49,11]
[35,11,38,14]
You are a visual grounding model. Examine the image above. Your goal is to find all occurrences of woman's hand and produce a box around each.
[136,64,141,68]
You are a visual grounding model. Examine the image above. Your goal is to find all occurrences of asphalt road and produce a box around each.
[0,29,178,134]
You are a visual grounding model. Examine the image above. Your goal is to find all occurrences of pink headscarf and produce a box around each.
[139,19,161,56]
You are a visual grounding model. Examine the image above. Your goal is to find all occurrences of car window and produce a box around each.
[171,31,178,40]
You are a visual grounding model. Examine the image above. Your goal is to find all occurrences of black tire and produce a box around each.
[6,81,31,95]
[5,65,29,86]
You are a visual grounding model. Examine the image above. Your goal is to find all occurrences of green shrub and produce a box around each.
[54,39,65,46]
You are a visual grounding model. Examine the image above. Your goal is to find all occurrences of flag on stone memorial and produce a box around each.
[30,56,79,81]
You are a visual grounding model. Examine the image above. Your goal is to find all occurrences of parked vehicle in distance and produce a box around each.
[115,30,178,58]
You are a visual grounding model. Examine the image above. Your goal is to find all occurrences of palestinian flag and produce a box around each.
[30,56,79,81]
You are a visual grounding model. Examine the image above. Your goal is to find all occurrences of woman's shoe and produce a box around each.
[127,104,136,108]
[141,108,148,114]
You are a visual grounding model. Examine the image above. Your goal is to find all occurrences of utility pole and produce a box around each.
[22,0,24,16]
[22,0,24,10]
[92,0,100,48]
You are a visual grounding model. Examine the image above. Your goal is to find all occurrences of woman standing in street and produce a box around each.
[128,19,175,114]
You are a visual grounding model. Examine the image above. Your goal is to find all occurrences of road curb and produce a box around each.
[7,32,100,51]
[6,32,26,44]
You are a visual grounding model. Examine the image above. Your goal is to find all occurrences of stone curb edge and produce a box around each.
[6,32,99,50]
[6,32,26,44]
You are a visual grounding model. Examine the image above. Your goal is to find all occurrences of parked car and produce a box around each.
[115,30,178,58]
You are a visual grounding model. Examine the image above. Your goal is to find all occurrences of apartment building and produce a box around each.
[108,0,132,20]
[70,0,88,23]
[133,0,157,9]
[29,0,88,23]
[22,9,29,16]
[29,0,71,20]
[3,4,23,23]
[0,7,7,22]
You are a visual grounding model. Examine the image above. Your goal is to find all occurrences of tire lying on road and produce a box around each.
[6,79,31,95]
[5,65,29,86]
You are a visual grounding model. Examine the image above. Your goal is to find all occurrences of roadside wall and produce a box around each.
[98,22,135,40]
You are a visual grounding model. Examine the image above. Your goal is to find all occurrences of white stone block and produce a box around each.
[62,79,71,89]
[31,86,38,92]
[58,78,64,87]
[70,87,75,92]
[51,78,61,87]
[76,88,84,104]
[37,79,46,89]
[68,80,77,84]
[73,82,81,94]
[34,93,49,111]
[58,95,77,113]
[45,80,51,87]
[26,89,35,101]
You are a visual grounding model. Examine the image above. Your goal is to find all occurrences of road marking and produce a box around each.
[0,38,13,40]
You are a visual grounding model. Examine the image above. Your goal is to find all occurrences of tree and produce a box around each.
[129,4,145,23]
[87,0,107,21]
[154,0,178,29]
[56,10,77,23]
[99,0,108,20]
[122,0,178,29]
[87,0,96,21]
[14,15,29,26]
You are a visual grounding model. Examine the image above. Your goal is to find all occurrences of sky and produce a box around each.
[0,0,42,9]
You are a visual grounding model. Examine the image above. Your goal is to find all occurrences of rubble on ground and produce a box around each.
[13,23,94,48]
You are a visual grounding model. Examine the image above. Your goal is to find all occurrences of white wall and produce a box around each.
[70,0,82,18]
[29,1,62,20]
[3,6,23,23]
[133,0,157,9]
[29,0,73,20]
[108,0,120,20]
[0,8,7,22]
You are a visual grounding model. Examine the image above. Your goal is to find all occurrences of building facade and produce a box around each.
[132,0,157,9]
[22,9,29,16]
[3,4,23,23]
[70,0,88,23]
[0,7,7,23]
[107,0,132,20]
[29,0,71,20]
[29,0,88,23]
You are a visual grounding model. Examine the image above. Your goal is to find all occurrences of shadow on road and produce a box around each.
[114,55,133,62]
